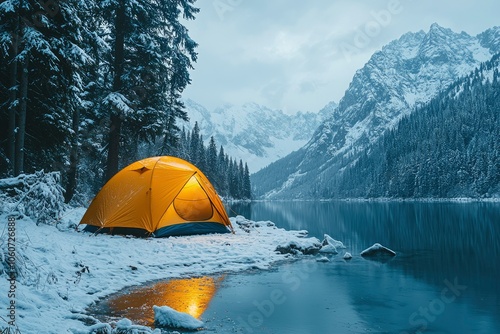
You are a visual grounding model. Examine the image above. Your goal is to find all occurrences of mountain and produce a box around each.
[335,53,500,198]
[252,23,500,199]
[181,99,334,173]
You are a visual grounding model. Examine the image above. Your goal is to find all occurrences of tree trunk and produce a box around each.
[106,0,126,181]
[14,56,28,176]
[160,111,175,155]
[64,106,79,203]
[8,1,23,175]
[8,40,18,174]
[106,113,122,180]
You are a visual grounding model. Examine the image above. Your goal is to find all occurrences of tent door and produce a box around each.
[173,176,213,221]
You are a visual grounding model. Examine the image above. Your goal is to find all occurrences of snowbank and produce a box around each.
[0,211,321,333]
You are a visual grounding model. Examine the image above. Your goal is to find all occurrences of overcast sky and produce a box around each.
[182,0,500,114]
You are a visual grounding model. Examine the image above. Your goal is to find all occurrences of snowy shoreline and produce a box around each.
[0,210,321,333]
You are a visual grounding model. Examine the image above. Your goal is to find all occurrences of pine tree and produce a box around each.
[238,159,244,198]
[0,0,93,181]
[197,134,206,171]
[189,121,201,164]
[205,136,218,184]
[217,145,228,196]
[243,162,251,199]
[101,0,199,180]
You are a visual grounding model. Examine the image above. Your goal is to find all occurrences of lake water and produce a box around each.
[93,201,500,334]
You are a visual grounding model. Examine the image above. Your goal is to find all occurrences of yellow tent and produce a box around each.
[79,156,233,237]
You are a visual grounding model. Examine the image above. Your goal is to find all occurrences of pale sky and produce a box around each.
[182,0,500,114]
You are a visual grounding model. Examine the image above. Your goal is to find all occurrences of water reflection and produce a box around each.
[229,201,500,256]
[227,201,500,331]
[93,276,223,326]
[229,201,500,278]
[90,202,500,333]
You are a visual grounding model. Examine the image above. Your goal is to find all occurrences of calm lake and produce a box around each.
[93,201,500,334]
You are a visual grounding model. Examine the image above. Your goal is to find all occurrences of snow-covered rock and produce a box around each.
[319,233,346,254]
[318,244,338,254]
[322,234,346,249]
[275,238,322,255]
[233,215,276,232]
[295,230,309,238]
[87,323,112,334]
[153,305,203,330]
[343,252,353,260]
[228,215,322,255]
[86,320,159,334]
[316,256,330,262]
[360,243,396,258]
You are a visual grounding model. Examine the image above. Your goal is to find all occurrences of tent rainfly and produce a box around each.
[79,156,233,237]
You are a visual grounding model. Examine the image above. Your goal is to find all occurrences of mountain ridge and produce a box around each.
[333,52,500,198]
[252,23,500,199]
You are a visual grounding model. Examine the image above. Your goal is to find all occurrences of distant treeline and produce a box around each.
[175,122,252,200]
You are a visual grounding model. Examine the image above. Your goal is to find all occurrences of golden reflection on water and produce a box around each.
[105,276,223,326]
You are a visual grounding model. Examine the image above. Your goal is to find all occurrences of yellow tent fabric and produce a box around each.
[79,156,233,237]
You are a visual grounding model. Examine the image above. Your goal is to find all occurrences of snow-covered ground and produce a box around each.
[0,209,322,333]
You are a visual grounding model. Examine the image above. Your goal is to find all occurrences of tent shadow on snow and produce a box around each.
[79,156,233,237]
[90,276,223,327]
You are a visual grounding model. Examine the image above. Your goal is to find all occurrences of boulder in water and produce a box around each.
[360,243,396,259]
[343,252,353,260]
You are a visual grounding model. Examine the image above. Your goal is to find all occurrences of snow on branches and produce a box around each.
[0,171,65,225]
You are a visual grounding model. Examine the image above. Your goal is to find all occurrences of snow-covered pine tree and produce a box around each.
[228,158,239,198]
[217,145,228,196]
[0,0,20,176]
[243,162,251,199]
[237,159,244,198]
[189,121,201,163]
[0,0,93,185]
[100,0,199,181]
[205,136,218,187]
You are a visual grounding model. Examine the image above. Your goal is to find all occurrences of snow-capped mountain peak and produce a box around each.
[252,24,500,199]
[181,99,333,173]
